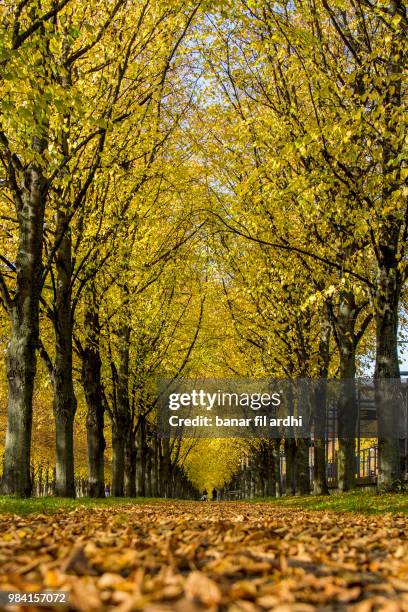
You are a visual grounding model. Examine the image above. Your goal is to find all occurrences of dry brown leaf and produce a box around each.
[61,545,97,576]
[185,570,222,606]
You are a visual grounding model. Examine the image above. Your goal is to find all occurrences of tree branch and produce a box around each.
[206,209,374,289]
[12,0,72,50]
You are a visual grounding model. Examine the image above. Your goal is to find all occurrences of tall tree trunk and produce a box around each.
[157,439,163,497]
[161,439,171,497]
[313,376,329,495]
[373,0,406,491]
[294,381,310,496]
[82,284,105,498]
[337,291,357,492]
[1,144,48,497]
[52,218,77,497]
[337,377,357,492]
[139,417,147,497]
[313,436,327,495]
[375,280,401,490]
[111,427,126,497]
[152,434,159,497]
[146,444,152,497]
[135,427,147,498]
[295,439,310,495]
[284,438,296,495]
[265,441,277,497]
[124,433,136,497]
[111,313,131,496]
[313,312,330,495]
[274,440,283,497]
[283,380,296,495]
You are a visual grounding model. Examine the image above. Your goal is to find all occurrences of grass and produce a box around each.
[0,496,168,516]
[1,490,408,516]
[253,489,408,515]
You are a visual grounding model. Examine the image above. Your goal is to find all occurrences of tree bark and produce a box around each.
[54,409,75,497]
[336,291,358,492]
[284,438,296,495]
[295,438,310,495]
[152,434,159,497]
[265,441,277,497]
[125,433,136,497]
[313,380,329,495]
[160,438,171,497]
[313,311,330,495]
[146,444,152,497]
[112,429,126,497]
[375,286,401,490]
[111,315,131,496]
[1,143,48,497]
[52,218,77,497]
[82,284,105,498]
[139,418,147,497]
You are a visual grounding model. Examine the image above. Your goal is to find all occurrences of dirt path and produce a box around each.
[1,502,408,611]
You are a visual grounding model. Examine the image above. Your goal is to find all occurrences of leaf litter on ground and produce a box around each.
[1,502,408,611]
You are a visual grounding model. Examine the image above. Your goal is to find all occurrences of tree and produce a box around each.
[0,0,205,497]
[194,0,407,490]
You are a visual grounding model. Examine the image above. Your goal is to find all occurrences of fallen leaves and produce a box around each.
[1,502,408,610]
[185,571,222,606]
[61,546,97,576]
